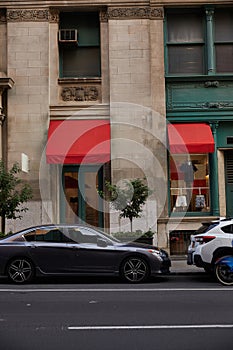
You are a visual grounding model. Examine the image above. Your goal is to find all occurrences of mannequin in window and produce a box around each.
[180,160,197,209]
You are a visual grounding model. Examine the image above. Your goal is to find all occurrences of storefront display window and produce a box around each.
[61,165,104,227]
[170,154,210,213]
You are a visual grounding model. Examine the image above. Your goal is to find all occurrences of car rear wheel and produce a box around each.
[215,256,233,286]
[121,256,149,283]
[7,258,34,284]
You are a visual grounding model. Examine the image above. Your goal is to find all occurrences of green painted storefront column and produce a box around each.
[210,122,219,216]
[205,8,215,75]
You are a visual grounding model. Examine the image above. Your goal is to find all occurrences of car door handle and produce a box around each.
[28,244,37,249]
[69,245,79,250]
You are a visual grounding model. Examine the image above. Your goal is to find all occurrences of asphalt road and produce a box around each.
[0,274,233,350]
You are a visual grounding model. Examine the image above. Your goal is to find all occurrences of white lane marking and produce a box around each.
[0,288,233,293]
[68,324,233,331]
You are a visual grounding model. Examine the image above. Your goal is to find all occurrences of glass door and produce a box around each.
[61,165,103,227]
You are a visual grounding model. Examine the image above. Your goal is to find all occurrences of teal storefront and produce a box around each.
[216,122,233,218]
[161,6,233,254]
[164,6,233,221]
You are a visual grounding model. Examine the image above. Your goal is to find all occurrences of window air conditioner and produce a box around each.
[58,29,78,45]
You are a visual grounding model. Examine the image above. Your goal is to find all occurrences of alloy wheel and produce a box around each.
[7,258,34,284]
[122,257,149,283]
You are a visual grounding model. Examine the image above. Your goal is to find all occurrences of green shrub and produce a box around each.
[111,229,154,242]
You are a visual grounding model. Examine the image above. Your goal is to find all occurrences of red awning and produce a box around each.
[168,123,215,154]
[46,119,110,164]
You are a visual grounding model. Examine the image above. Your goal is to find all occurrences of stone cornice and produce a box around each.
[4,6,163,23]
[6,8,59,22]
[0,77,15,90]
[1,0,233,7]
[107,6,163,19]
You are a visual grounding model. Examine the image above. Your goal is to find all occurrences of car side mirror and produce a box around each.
[97,238,108,247]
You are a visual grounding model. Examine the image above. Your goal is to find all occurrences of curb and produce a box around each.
[169,258,205,275]
[169,271,206,276]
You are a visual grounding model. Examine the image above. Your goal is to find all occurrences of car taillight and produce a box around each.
[195,235,216,244]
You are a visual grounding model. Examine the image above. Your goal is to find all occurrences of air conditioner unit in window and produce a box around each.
[58,29,78,45]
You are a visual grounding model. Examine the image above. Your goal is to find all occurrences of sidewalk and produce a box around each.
[170,256,204,275]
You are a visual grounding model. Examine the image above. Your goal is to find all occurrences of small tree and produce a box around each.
[104,178,150,232]
[0,160,33,234]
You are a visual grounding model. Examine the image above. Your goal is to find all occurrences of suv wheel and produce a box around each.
[215,255,233,286]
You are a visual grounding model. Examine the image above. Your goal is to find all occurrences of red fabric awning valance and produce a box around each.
[46,119,110,164]
[168,123,215,154]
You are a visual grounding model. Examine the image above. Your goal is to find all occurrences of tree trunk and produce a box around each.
[1,214,6,235]
[130,218,133,232]
[118,215,121,232]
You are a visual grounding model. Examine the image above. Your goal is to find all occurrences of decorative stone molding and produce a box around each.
[0,77,15,90]
[0,10,6,23]
[107,6,163,20]
[0,113,5,125]
[7,9,49,22]
[48,9,59,23]
[99,9,108,23]
[199,102,233,109]
[150,7,164,19]
[6,8,59,22]
[205,8,215,21]
[61,86,100,102]
[166,78,233,111]
[0,78,14,124]
[204,81,219,88]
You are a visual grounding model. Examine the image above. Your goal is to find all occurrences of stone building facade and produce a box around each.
[0,1,233,254]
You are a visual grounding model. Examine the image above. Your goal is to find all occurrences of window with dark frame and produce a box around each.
[166,8,233,75]
[59,12,101,78]
[214,10,233,73]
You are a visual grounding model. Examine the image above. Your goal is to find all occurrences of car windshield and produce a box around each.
[0,226,121,244]
[0,232,16,240]
[195,222,219,234]
[91,228,120,243]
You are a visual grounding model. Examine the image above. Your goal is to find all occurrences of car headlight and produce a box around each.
[148,249,163,260]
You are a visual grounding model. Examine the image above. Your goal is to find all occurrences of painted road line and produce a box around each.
[68,324,233,331]
[0,287,233,292]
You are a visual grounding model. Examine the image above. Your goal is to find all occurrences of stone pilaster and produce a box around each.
[0,77,14,158]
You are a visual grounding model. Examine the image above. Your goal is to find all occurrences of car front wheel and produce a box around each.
[121,256,149,283]
[215,256,233,286]
[7,258,34,284]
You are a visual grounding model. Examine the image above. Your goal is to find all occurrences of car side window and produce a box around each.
[221,224,233,234]
[25,228,73,243]
[67,228,98,244]
[24,231,36,242]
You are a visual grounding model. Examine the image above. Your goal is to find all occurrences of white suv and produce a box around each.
[187,218,233,285]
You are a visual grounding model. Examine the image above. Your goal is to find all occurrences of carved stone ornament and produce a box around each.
[107,7,163,20]
[204,81,219,88]
[7,9,49,22]
[48,9,60,23]
[0,113,5,125]
[61,86,99,102]
[199,102,233,109]
[99,9,108,23]
[150,7,164,19]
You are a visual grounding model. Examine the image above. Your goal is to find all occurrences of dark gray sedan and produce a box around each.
[0,225,171,284]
